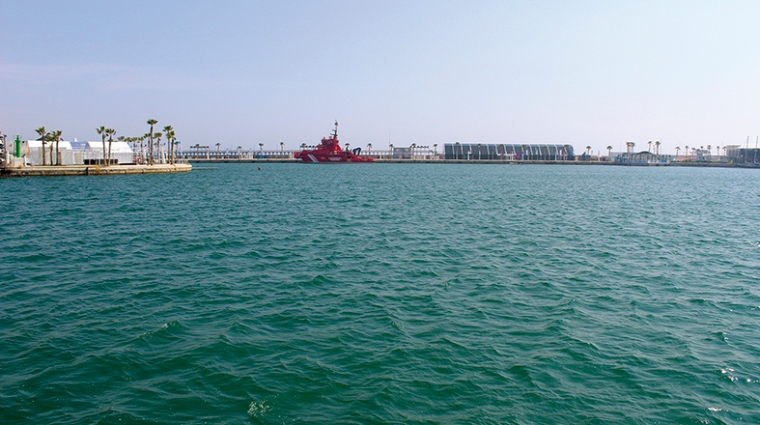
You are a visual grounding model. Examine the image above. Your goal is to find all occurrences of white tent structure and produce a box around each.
[19,139,134,165]
[24,140,75,165]
[81,141,134,165]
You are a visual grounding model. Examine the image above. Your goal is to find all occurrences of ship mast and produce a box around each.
[332,120,339,139]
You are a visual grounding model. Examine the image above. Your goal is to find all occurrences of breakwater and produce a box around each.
[0,163,192,177]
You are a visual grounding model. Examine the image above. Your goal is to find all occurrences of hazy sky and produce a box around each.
[2,0,760,153]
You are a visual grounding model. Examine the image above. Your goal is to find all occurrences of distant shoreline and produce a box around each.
[186,158,758,168]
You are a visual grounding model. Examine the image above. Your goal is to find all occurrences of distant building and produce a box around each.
[21,140,134,165]
[614,151,671,165]
[727,141,760,164]
[443,143,574,160]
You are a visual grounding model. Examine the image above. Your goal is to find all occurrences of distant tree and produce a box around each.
[105,128,116,165]
[36,126,47,165]
[153,131,164,164]
[51,130,62,165]
[97,126,108,165]
[607,145,612,158]
[142,134,150,164]
[48,133,55,165]
[169,131,177,163]
[163,126,174,164]
[147,119,158,165]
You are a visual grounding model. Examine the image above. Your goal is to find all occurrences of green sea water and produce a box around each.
[1,163,759,424]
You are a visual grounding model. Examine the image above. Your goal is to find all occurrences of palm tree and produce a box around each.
[146,119,158,165]
[607,145,612,159]
[170,131,176,163]
[477,143,482,160]
[141,134,150,164]
[433,143,438,155]
[655,141,661,155]
[44,134,51,165]
[51,130,63,165]
[647,140,652,153]
[105,128,116,165]
[685,145,689,159]
[585,146,592,159]
[35,126,47,165]
[389,143,394,159]
[411,143,417,160]
[163,125,174,164]
[258,142,263,157]
[154,132,163,163]
[300,143,307,150]
[279,141,284,157]
[170,132,177,163]
[675,146,680,158]
[367,143,372,156]
[94,126,108,165]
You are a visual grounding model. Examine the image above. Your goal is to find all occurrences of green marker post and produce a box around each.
[15,136,21,158]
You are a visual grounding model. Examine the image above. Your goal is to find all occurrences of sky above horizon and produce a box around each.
[2,0,760,154]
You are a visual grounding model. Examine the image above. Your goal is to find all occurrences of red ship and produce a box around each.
[296,121,376,163]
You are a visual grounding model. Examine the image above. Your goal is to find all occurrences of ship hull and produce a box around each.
[298,151,375,163]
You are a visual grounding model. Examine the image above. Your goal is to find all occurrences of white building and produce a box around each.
[24,140,76,165]
[21,140,134,165]
[78,141,134,165]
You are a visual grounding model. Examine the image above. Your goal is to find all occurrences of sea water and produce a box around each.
[1,163,758,424]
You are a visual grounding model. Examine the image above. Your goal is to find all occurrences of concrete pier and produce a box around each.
[0,163,192,178]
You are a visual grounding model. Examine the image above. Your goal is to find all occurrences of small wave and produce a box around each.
[247,399,272,417]
[137,320,181,341]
